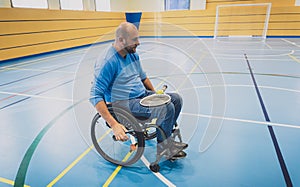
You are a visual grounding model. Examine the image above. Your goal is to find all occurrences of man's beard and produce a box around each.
[124,45,136,54]
[124,42,137,53]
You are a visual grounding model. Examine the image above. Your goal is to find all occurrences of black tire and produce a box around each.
[91,107,145,166]
[150,163,160,173]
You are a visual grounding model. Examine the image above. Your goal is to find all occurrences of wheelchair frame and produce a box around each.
[90,105,183,172]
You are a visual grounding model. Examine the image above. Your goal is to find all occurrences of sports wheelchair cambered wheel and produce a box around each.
[91,107,145,166]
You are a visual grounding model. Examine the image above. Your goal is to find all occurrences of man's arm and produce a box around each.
[142,77,155,91]
[95,100,128,141]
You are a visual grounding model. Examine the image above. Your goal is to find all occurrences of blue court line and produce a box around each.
[244,53,293,187]
[0,79,73,110]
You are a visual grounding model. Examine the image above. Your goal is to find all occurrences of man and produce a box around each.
[90,22,187,159]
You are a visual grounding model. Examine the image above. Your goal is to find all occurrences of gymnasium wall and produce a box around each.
[0,0,299,61]
[0,8,124,61]
[139,0,300,37]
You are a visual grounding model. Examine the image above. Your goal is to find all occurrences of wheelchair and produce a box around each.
[90,104,183,172]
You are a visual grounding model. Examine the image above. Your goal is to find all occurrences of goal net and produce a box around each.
[214,3,272,39]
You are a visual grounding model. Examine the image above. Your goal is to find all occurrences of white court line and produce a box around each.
[210,57,295,61]
[197,46,295,51]
[140,155,176,187]
[211,50,294,57]
[281,39,300,48]
[215,39,264,44]
[0,91,72,102]
[180,84,300,94]
[182,112,300,129]
[241,84,299,92]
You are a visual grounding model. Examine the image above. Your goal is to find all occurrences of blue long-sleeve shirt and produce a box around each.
[89,46,147,106]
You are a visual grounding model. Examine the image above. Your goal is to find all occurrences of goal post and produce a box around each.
[214,3,272,39]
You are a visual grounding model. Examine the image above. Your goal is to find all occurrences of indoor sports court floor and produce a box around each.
[0,37,299,187]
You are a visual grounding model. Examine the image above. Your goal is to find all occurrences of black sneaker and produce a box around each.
[157,140,188,159]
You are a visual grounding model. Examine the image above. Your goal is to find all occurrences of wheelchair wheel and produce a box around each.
[91,108,145,166]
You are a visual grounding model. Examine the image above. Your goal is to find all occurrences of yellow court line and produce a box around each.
[103,149,134,187]
[0,177,30,187]
[176,53,206,92]
[288,54,300,64]
[47,129,112,187]
[103,165,123,187]
[155,53,205,92]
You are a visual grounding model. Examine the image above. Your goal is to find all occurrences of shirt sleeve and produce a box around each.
[89,59,115,106]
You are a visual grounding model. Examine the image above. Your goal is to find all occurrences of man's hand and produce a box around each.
[112,123,128,141]
[95,101,129,141]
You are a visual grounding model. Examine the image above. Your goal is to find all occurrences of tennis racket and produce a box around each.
[140,85,171,107]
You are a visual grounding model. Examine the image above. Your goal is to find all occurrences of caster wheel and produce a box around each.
[150,164,160,173]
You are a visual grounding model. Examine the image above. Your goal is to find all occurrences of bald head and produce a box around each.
[115,22,138,39]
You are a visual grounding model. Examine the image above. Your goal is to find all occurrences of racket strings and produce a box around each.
[140,94,171,107]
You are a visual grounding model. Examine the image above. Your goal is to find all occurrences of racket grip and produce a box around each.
[162,85,168,92]
[156,85,168,94]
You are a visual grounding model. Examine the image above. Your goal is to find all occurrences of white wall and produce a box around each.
[110,0,164,12]
[191,0,206,10]
[96,0,111,11]
[128,0,164,12]
[110,0,206,12]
